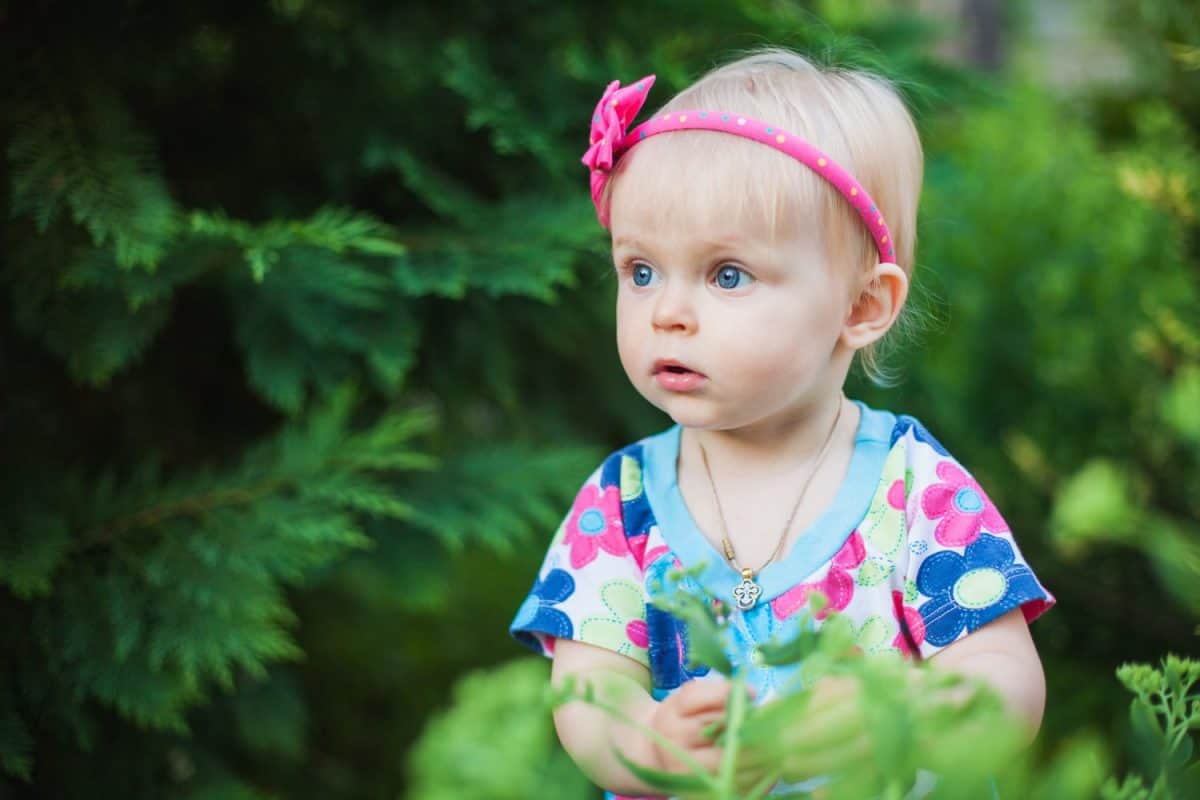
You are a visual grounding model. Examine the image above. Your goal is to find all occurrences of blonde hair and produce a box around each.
[606,48,924,384]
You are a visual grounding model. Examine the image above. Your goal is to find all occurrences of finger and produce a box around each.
[682,711,726,746]
[685,744,723,774]
[672,678,732,715]
[658,710,722,748]
[699,716,724,743]
[659,743,722,777]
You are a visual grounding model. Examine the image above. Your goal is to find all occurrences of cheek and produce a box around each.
[714,298,840,375]
[615,294,643,367]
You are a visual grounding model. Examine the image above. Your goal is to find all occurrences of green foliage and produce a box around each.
[4,389,428,735]
[0,706,33,783]
[1,0,1197,797]
[404,659,592,800]
[545,576,1103,799]
[8,88,179,270]
[539,575,1196,799]
[188,207,407,281]
[1105,655,1200,798]
[910,83,1200,622]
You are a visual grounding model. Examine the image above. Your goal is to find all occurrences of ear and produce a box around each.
[840,262,909,350]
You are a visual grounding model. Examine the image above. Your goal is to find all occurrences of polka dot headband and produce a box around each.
[581,74,897,264]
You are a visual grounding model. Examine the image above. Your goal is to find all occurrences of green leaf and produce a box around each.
[8,90,179,269]
[0,509,70,598]
[406,659,591,800]
[1160,365,1200,444]
[1130,697,1167,777]
[613,747,713,795]
[646,565,734,676]
[0,707,33,781]
[1050,460,1143,553]
[190,206,406,280]
[8,243,175,385]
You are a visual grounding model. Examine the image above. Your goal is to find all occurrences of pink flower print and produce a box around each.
[625,619,649,649]
[832,530,866,570]
[563,483,626,569]
[772,532,865,620]
[920,461,1008,548]
[626,533,649,570]
[887,478,906,511]
[891,590,926,657]
[642,544,670,572]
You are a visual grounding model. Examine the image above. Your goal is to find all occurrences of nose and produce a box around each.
[651,280,698,334]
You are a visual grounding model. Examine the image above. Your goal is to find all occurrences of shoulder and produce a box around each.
[853,402,999,546]
[888,412,953,458]
[584,425,678,505]
[556,427,675,567]
[866,404,1016,553]
[857,402,959,476]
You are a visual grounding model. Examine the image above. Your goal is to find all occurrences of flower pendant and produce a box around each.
[732,571,762,610]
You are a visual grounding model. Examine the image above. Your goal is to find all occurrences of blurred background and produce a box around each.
[1,0,1198,797]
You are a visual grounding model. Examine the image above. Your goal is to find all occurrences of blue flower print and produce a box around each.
[891,415,950,457]
[644,554,710,689]
[646,605,711,689]
[602,447,656,539]
[915,533,1044,647]
[513,568,575,642]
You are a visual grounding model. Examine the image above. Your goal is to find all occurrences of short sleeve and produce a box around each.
[895,419,1055,660]
[509,450,652,669]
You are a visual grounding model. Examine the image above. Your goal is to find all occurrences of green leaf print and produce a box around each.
[580,578,647,661]
[860,448,906,557]
[856,555,896,587]
[620,455,643,502]
[855,615,893,655]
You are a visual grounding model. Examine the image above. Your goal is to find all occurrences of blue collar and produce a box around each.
[640,400,895,604]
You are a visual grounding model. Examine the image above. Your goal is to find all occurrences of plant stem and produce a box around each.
[718,673,748,799]
[744,770,784,800]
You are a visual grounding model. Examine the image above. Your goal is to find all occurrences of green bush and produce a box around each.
[0,0,1196,797]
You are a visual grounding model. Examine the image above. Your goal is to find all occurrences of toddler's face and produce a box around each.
[610,195,856,433]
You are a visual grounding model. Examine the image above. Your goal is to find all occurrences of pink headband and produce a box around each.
[581,74,897,264]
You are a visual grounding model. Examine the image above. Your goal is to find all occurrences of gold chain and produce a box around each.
[698,397,845,580]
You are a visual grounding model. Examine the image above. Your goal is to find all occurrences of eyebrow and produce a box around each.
[612,233,749,251]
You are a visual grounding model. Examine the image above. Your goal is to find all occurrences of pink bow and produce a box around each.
[581,75,656,227]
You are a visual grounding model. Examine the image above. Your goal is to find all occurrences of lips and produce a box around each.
[652,359,707,392]
[653,359,703,377]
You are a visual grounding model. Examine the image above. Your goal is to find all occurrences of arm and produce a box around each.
[552,638,730,796]
[927,607,1046,745]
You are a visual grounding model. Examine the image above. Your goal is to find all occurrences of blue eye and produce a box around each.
[631,263,656,287]
[715,265,753,290]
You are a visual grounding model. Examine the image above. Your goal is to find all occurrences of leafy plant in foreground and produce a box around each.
[1102,655,1200,799]
[548,566,1101,799]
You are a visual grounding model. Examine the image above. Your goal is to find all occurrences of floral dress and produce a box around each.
[510,401,1054,799]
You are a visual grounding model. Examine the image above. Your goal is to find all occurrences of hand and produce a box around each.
[647,679,778,798]
[648,678,731,776]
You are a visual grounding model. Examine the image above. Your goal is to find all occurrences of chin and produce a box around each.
[647,395,730,431]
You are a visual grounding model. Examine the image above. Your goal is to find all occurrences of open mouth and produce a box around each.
[653,360,707,391]
[653,359,703,377]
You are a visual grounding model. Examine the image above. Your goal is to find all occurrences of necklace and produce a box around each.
[697,397,845,611]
